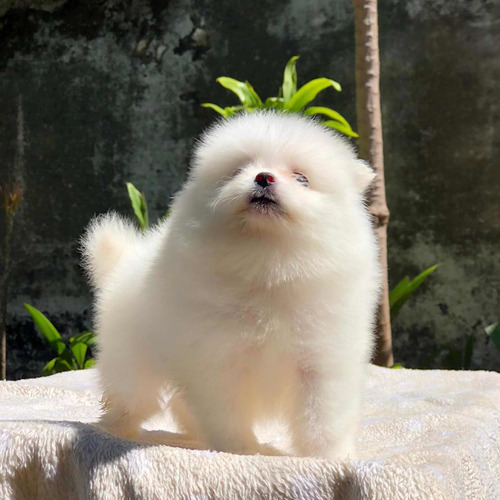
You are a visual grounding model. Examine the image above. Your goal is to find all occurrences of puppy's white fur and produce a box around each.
[82,112,380,460]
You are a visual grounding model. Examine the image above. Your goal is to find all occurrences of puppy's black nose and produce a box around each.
[255,172,276,188]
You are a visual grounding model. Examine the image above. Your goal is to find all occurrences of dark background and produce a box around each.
[0,0,499,378]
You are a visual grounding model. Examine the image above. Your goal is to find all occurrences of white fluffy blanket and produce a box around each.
[1,366,499,499]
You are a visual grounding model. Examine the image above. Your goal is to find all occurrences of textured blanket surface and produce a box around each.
[1,366,499,499]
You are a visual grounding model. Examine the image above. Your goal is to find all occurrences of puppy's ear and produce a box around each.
[352,160,376,193]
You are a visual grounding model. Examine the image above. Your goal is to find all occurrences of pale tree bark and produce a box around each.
[353,0,393,366]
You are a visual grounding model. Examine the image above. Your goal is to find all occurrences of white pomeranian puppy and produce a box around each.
[82,111,380,460]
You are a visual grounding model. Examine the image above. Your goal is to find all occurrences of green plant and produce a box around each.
[441,333,475,370]
[389,264,439,319]
[388,264,439,369]
[127,182,172,229]
[24,303,95,376]
[202,56,358,138]
[486,323,500,351]
[432,323,499,371]
[127,182,149,230]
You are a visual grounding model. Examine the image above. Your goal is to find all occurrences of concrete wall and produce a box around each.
[0,0,498,378]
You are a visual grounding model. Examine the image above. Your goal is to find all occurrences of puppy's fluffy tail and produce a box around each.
[81,212,141,289]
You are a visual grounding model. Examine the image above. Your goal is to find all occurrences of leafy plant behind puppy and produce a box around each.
[202,56,359,138]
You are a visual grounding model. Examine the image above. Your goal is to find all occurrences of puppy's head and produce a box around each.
[187,112,374,238]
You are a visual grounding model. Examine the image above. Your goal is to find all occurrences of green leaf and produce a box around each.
[485,323,500,351]
[226,106,246,115]
[43,357,74,375]
[286,78,342,112]
[51,339,70,356]
[303,106,350,127]
[84,358,95,369]
[216,77,263,108]
[59,345,75,366]
[126,182,149,230]
[201,103,240,117]
[463,334,474,370]
[282,56,299,104]
[41,358,58,376]
[24,303,65,355]
[201,103,244,118]
[71,331,96,347]
[70,342,88,369]
[390,363,404,369]
[263,97,284,110]
[304,107,358,137]
[389,277,411,309]
[200,103,229,117]
[408,264,440,293]
[389,265,439,319]
[442,349,462,370]
[322,120,359,138]
[54,358,74,373]
[390,297,409,319]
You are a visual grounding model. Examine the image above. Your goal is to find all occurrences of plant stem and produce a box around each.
[353,0,393,366]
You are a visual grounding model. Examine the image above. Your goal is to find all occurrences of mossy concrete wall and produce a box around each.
[0,0,498,378]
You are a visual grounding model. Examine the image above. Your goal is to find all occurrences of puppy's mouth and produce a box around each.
[250,194,277,206]
[248,192,281,214]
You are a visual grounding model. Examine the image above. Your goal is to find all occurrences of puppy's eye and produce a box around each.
[293,172,309,187]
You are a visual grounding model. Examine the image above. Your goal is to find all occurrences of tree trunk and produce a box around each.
[0,95,25,380]
[0,214,14,380]
[353,0,393,366]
